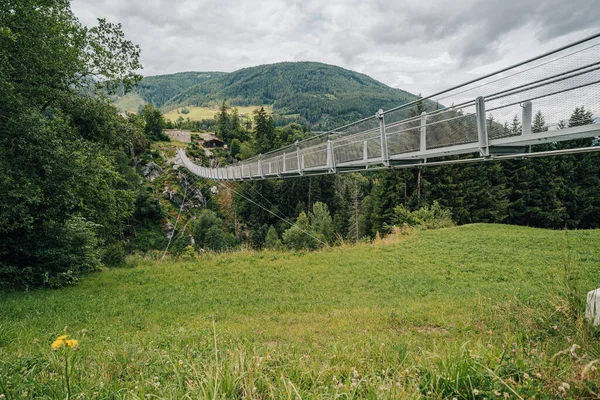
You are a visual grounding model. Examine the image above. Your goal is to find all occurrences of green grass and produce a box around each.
[163,105,272,122]
[2,224,600,398]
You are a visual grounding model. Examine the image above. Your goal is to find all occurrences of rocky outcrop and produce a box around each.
[141,162,163,181]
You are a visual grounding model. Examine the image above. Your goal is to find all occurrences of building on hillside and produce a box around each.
[200,133,225,148]
[164,129,192,143]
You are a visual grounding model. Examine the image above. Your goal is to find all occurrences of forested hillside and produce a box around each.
[119,63,422,129]
[133,71,227,107]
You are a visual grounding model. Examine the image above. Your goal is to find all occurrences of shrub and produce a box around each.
[391,201,454,230]
[0,217,102,289]
[265,225,283,250]
[282,212,322,251]
[191,210,238,252]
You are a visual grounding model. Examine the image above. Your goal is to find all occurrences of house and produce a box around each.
[200,133,225,148]
[163,129,192,143]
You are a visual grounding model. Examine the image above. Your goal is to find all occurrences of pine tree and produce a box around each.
[253,107,275,153]
[215,101,230,140]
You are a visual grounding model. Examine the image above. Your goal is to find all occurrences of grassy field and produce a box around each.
[1,224,600,398]
[163,105,272,122]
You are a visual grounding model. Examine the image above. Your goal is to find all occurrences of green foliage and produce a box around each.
[122,71,227,108]
[310,202,334,244]
[191,210,237,252]
[264,225,283,250]
[282,212,321,251]
[391,201,454,229]
[140,104,169,141]
[254,107,275,154]
[0,0,141,288]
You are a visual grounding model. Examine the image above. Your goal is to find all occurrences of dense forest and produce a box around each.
[1,0,599,290]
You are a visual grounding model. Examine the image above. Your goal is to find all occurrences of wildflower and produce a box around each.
[487,343,493,348]
[535,372,542,378]
[523,372,530,380]
[561,382,570,390]
[51,335,78,350]
[552,325,558,331]
[473,389,480,395]
[0,394,5,399]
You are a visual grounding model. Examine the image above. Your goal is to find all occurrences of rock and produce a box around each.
[586,288,600,325]
[141,161,163,181]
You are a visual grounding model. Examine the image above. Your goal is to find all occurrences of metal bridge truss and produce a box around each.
[178,34,600,181]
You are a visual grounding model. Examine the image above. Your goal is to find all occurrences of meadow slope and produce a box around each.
[1,224,599,398]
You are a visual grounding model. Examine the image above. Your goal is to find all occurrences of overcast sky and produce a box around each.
[72,0,600,96]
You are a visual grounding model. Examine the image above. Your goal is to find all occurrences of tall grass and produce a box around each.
[1,224,599,398]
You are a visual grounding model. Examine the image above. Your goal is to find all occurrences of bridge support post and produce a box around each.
[522,101,532,136]
[476,96,489,157]
[363,140,368,161]
[376,109,389,166]
[327,139,336,172]
[276,156,281,177]
[258,155,265,179]
[282,153,287,173]
[296,141,303,175]
[420,111,427,153]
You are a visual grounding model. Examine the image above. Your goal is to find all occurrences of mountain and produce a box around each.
[119,62,423,128]
[134,71,228,107]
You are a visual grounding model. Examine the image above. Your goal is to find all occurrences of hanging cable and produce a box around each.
[214,179,326,246]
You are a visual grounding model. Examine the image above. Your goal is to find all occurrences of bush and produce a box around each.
[391,201,454,230]
[0,217,102,289]
[191,210,238,252]
[265,225,283,250]
[282,212,322,251]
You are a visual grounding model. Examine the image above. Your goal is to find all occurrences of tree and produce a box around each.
[215,101,230,140]
[282,212,321,250]
[230,139,241,159]
[311,202,333,244]
[141,104,168,141]
[265,225,283,250]
[254,107,275,153]
[0,0,142,288]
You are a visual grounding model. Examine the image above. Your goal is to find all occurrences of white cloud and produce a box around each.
[71,0,600,96]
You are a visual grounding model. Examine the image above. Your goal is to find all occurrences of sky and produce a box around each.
[71,0,600,97]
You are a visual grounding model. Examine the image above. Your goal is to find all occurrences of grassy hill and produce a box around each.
[163,105,272,122]
[116,62,423,128]
[1,224,599,398]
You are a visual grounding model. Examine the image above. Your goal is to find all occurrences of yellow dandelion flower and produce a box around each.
[57,335,68,340]
[65,339,79,348]
[51,338,65,350]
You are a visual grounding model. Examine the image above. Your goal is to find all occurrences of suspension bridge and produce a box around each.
[178,33,600,181]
